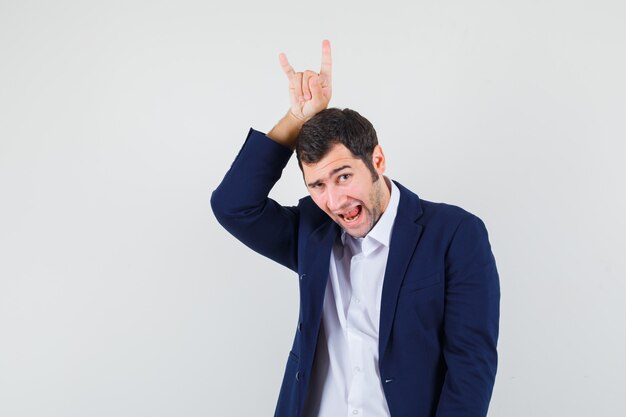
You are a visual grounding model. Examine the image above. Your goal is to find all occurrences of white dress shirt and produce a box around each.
[303,178,400,417]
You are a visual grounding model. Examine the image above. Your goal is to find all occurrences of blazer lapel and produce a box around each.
[379,182,424,362]
[300,220,340,371]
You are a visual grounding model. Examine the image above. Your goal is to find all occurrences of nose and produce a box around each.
[326,185,346,212]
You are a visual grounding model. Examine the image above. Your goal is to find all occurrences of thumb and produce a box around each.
[309,76,323,101]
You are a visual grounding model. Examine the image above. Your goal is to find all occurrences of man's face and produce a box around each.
[301,143,390,238]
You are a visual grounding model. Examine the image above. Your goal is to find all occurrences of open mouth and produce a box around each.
[339,205,362,224]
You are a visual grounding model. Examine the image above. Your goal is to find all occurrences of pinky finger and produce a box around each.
[279,53,295,78]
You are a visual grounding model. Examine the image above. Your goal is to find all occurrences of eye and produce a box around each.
[338,174,351,183]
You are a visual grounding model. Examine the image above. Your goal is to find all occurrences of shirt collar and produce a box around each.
[341,177,400,257]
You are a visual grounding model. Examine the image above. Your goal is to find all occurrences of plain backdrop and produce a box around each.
[1,1,625,416]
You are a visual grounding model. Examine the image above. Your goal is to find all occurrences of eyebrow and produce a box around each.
[307,165,352,188]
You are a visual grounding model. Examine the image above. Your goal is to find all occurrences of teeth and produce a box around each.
[343,206,360,223]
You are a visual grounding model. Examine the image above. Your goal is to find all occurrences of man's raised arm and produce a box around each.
[210,40,332,270]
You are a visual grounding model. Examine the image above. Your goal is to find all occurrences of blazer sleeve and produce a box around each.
[436,214,500,417]
[211,128,299,272]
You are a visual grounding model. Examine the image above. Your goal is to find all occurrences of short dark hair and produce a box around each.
[296,108,379,181]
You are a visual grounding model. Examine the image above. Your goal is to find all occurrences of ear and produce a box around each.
[372,145,386,175]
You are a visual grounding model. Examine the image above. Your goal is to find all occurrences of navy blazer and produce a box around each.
[211,129,500,417]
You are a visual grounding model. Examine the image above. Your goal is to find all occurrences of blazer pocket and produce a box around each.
[400,271,442,292]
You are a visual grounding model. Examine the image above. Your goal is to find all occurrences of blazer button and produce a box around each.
[295,371,301,381]
[298,321,302,332]
[299,273,306,280]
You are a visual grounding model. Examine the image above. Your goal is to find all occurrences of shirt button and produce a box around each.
[354,298,360,304]
[354,366,361,373]
[352,410,359,415]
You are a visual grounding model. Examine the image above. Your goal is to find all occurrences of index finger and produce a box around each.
[279,52,296,79]
[319,39,332,77]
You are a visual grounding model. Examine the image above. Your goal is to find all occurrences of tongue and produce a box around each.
[346,206,360,218]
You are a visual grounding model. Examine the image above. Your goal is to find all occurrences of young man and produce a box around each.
[211,40,500,417]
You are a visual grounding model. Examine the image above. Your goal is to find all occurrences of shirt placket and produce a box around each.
[346,248,365,417]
